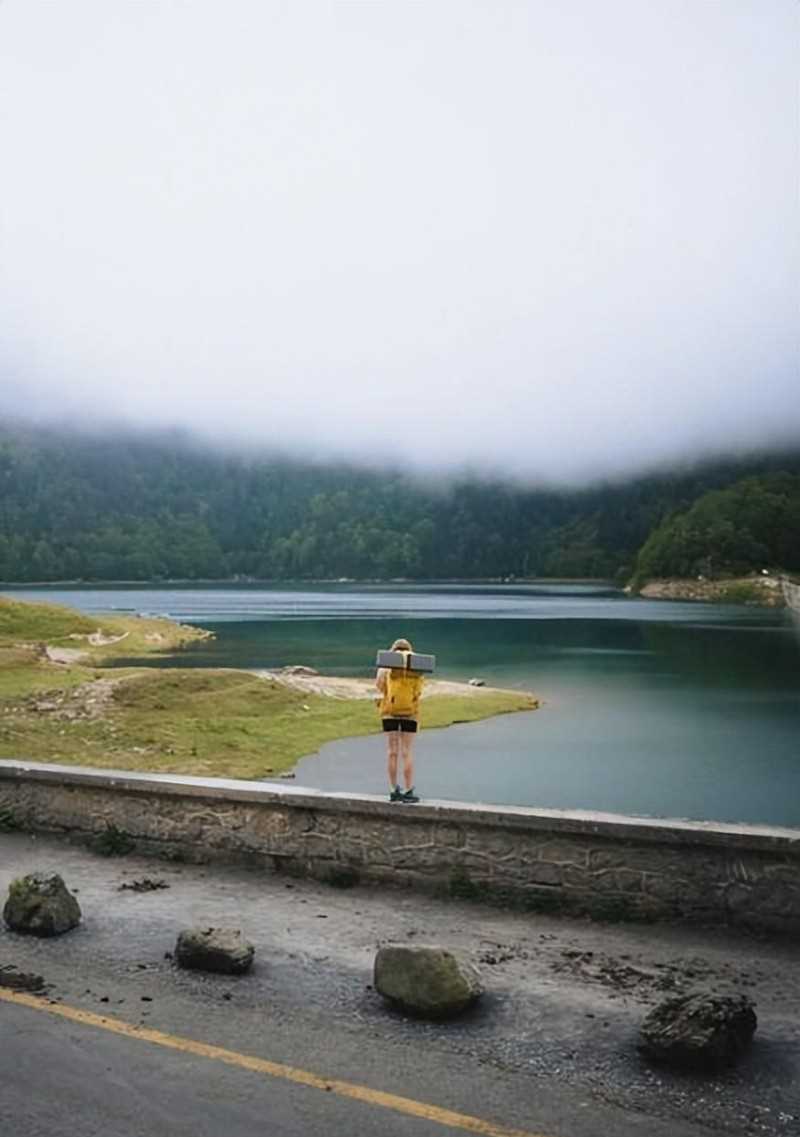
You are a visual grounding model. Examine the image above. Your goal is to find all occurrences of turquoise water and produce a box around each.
[6,583,800,826]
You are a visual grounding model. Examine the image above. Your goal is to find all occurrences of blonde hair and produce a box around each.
[391,638,413,652]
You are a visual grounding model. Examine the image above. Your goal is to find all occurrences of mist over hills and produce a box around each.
[1,424,798,584]
[2,4,797,485]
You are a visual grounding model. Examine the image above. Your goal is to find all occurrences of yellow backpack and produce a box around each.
[384,668,423,718]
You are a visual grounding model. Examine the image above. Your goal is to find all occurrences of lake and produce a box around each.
[6,583,800,827]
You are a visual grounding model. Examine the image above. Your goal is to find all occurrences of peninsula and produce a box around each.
[0,596,537,780]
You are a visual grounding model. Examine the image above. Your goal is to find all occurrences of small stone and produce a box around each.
[374,944,483,1018]
[3,872,81,937]
[0,966,46,992]
[639,991,757,1071]
[467,677,485,687]
[174,927,255,975]
[118,878,169,893]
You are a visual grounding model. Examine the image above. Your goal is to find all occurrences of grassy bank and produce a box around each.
[0,596,536,780]
[0,596,209,698]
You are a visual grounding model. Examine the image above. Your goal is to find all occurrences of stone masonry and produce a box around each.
[0,761,798,932]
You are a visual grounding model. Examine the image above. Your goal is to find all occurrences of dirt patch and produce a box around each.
[551,948,765,1003]
[118,877,170,893]
[0,964,47,992]
[256,668,530,702]
[28,676,130,721]
[43,645,87,664]
[472,938,772,1010]
[56,630,131,649]
[88,631,129,647]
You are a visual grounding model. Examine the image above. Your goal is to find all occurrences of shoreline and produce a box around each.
[634,574,786,607]
[6,575,792,610]
[0,595,537,781]
[254,666,535,704]
[0,576,617,589]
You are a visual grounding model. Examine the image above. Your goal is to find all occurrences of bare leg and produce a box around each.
[386,731,400,789]
[400,731,415,790]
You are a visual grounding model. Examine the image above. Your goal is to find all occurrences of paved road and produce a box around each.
[1,834,798,1137]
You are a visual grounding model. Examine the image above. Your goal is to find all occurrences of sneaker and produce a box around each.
[389,785,404,802]
[401,787,420,803]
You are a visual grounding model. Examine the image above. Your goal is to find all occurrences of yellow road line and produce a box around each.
[0,987,547,1137]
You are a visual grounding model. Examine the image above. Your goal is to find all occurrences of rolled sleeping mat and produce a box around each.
[376,650,436,674]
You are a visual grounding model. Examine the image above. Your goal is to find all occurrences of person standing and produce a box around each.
[376,637,423,802]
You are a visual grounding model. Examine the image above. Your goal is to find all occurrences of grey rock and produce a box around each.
[467,677,485,687]
[374,944,483,1018]
[639,990,757,1071]
[175,927,255,975]
[3,872,81,937]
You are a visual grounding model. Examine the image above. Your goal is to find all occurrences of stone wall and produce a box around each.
[1,760,799,932]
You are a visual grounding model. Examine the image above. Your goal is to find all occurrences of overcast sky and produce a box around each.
[1,1,797,481]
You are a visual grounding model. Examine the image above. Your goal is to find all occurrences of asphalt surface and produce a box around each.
[1,832,798,1137]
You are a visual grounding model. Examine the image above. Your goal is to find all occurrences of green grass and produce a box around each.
[0,595,209,660]
[0,595,537,779]
[0,668,534,779]
[0,665,535,779]
[0,597,98,642]
[716,581,763,604]
[0,651,89,699]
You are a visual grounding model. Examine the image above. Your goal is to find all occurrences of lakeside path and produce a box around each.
[1,831,798,1137]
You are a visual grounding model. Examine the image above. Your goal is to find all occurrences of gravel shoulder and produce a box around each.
[1,832,797,1136]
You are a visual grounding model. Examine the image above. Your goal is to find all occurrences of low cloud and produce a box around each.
[1,1,797,481]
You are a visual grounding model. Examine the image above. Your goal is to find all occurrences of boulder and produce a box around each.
[3,872,81,937]
[175,927,254,975]
[468,677,485,687]
[374,944,483,1018]
[639,991,757,1071]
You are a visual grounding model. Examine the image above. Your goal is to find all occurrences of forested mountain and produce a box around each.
[1,424,798,583]
[632,473,800,585]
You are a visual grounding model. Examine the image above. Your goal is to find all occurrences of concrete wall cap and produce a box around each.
[0,759,798,854]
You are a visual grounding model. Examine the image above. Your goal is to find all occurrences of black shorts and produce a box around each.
[382,717,418,733]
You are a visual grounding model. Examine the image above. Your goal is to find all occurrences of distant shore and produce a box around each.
[5,576,792,609]
[634,574,786,607]
[0,576,616,589]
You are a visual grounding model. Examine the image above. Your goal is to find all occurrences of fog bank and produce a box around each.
[1,1,797,480]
